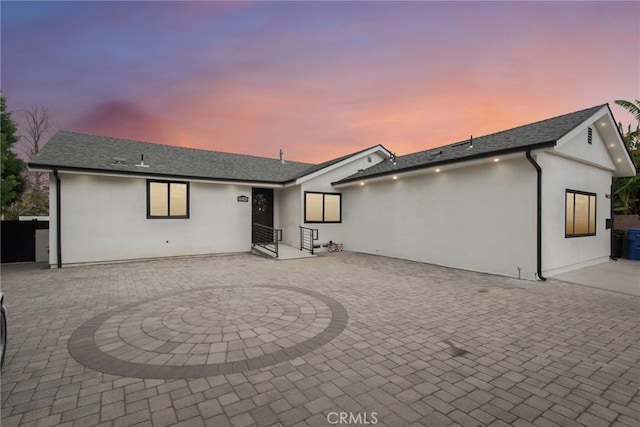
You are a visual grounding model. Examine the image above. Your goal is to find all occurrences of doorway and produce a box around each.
[252,188,274,243]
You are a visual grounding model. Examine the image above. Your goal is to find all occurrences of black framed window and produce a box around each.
[147,180,189,218]
[565,189,596,237]
[304,191,341,223]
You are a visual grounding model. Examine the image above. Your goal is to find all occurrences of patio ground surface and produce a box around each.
[1,252,638,427]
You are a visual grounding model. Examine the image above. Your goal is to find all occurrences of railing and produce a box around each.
[252,223,282,258]
[299,226,319,255]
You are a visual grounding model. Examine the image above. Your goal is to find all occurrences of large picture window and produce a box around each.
[565,189,596,237]
[305,192,341,223]
[147,180,189,218]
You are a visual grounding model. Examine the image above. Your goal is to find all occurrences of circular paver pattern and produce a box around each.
[68,285,348,379]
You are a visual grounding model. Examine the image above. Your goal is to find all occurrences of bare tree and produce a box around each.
[20,104,53,185]
[5,104,55,217]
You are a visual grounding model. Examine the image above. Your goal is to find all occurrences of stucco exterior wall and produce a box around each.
[50,172,252,266]
[299,153,387,248]
[342,157,538,279]
[538,151,613,275]
[279,186,301,247]
[555,124,616,171]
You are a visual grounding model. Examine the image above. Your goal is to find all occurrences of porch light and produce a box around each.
[494,158,500,162]
[435,168,441,173]
[360,182,365,186]
[392,176,398,180]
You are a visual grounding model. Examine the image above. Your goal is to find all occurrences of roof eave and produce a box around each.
[285,144,393,185]
[333,141,558,186]
[27,163,289,186]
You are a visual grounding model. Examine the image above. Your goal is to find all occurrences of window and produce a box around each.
[147,180,189,218]
[565,189,596,237]
[305,192,341,223]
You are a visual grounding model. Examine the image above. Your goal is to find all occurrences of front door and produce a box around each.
[252,188,274,243]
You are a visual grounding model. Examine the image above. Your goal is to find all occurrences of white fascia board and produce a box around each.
[41,169,285,188]
[293,145,392,185]
[333,152,526,188]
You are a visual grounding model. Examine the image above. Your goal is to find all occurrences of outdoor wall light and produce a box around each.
[360,182,365,186]
[494,158,500,162]
[435,168,441,173]
[392,176,398,180]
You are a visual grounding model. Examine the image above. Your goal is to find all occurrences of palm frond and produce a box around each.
[615,99,640,122]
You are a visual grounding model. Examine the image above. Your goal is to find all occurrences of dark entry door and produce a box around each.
[252,188,274,243]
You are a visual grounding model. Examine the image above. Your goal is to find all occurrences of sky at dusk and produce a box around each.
[1,1,639,163]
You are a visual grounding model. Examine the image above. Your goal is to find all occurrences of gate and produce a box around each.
[1,220,49,263]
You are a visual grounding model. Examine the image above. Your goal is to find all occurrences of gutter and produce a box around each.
[333,141,557,186]
[525,150,547,281]
[54,170,62,268]
[28,163,291,187]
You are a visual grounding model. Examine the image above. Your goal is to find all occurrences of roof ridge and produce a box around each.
[55,130,314,166]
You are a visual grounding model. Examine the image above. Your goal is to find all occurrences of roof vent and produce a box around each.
[112,157,127,165]
[466,135,474,150]
[135,154,150,168]
[587,127,593,144]
[279,149,285,164]
[430,150,443,157]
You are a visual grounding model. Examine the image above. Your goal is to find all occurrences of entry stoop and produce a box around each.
[252,244,316,260]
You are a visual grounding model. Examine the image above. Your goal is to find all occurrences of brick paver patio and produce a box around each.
[1,253,638,426]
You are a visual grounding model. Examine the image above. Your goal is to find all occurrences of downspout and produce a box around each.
[525,150,547,281]
[54,170,62,268]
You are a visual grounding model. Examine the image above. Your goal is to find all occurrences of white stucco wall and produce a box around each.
[538,151,613,275]
[299,153,387,248]
[50,172,252,266]
[342,157,539,279]
[555,125,616,171]
[279,186,301,247]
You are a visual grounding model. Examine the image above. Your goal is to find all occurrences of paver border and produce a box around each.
[68,285,348,379]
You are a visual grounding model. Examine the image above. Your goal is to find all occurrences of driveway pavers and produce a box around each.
[1,252,639,426]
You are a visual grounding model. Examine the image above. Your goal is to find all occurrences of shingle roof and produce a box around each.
[30,131,318,183]
[335,104,607,184]
[30,131,390,184]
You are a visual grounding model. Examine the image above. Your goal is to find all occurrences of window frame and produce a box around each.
[304,191,342,224]
[565,189,596,238]
[147,179,190,219]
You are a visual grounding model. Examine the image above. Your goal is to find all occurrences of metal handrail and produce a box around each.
[299,226,319,254]
[252,223,282,258]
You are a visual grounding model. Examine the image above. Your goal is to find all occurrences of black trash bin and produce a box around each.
[612,230,625,258]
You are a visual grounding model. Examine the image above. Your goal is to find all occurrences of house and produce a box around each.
[29,104,636,279]
[29,131,391,266]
